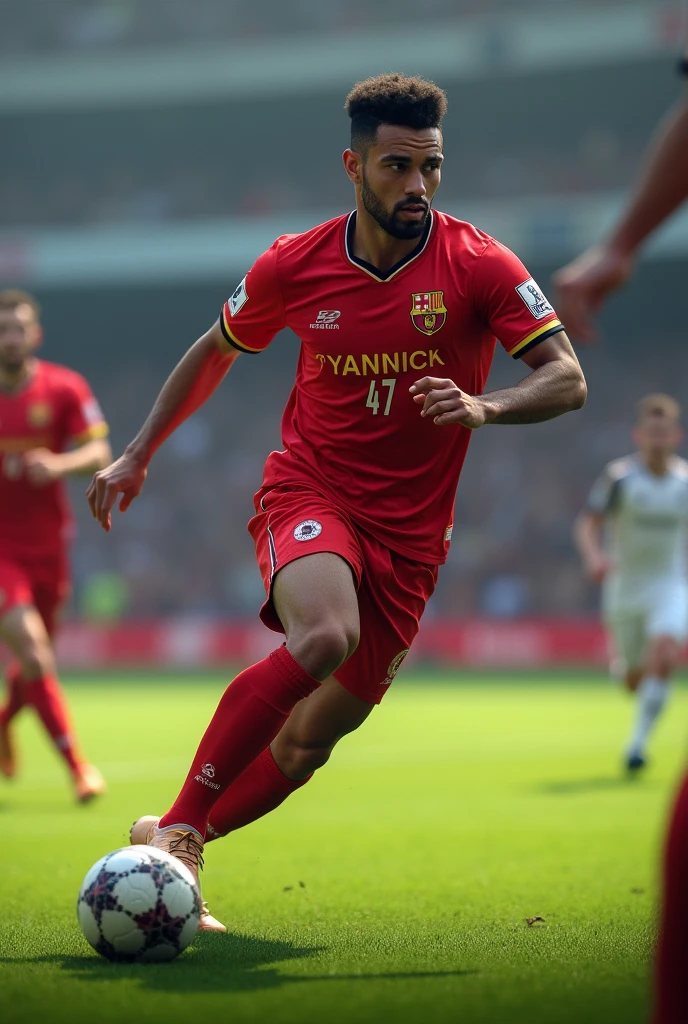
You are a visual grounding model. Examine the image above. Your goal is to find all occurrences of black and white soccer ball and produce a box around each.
[77,845,201,962]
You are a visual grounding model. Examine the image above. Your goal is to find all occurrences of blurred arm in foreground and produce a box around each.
[554,56,688,341]
[86,322,236,531]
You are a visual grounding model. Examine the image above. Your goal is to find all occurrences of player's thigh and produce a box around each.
[604,611,647,675]
[646,584,688,673]
[0,602,54,673]
[273,552,359,640]
[335,540,437,705]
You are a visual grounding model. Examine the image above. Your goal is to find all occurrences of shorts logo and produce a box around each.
[201,763,215,778]
[228,276,248,317]
[293,520,322,542]
[383,649,409,687]
[27,401,52,428]
[444,525,453,543]
[410,292,447,336]
[515,278,554,320]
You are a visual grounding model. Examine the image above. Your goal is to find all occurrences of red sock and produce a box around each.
[0,663,27,726]
[206,746,311,840]
[27,674,83,775]
[653,770,688,1024]
[159,647,320,837]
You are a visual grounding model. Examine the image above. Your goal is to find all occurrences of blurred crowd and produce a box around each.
[1,0,628,57]
[0,129,640,230]
[65,339,688,623]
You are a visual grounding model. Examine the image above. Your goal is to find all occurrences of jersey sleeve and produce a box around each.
[586,465,622,515]
[219,239,286,354]
[473,239,564,359]
[61,373,109,446]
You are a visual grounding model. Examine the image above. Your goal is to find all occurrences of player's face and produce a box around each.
[0,304,42,373]
[634,414,683,455]
[358,125,443,240]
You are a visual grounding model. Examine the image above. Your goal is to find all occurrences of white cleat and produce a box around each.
[130,815,227,933]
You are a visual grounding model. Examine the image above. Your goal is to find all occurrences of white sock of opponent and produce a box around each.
[626,677,670,758]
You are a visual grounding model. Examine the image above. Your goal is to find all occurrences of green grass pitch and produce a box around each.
[1,672,686,1024]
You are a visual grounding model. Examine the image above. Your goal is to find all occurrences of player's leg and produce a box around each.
[0,561,34,777]
[206,675,374,839]
[624,586,686,772]
[651,769,688,1024]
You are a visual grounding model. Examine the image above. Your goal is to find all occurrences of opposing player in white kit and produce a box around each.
[575,394,688,772]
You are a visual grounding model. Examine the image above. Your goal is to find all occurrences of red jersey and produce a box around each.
[0,360,108,559]
[220,211,563,564]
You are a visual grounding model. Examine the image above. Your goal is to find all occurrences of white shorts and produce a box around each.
[603,578,688,673]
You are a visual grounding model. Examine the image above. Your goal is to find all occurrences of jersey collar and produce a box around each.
[344,210,434,282]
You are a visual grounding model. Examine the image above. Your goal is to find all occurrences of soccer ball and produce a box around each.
[77,845,201,962]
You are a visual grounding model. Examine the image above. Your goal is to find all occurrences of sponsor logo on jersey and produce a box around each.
[293,519,323,542]
[228,276,248,316]
[410,291,447,336]
[310,310,341,329]
[515,278,554,320]
[382,648,410,687]
[27,401,52,428]
[314,349,445,376]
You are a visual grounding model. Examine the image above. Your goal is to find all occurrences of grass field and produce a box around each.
[1,672,686,1024]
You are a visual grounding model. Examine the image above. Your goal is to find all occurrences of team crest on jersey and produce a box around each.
[382,648,410,687]
[410,292,447,336]
[27,401,52,428]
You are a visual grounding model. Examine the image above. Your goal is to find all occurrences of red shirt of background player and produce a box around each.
[220,210,564,564]
[0,359,108,561]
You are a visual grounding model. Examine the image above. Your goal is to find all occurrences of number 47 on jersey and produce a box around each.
[366,379,396,416]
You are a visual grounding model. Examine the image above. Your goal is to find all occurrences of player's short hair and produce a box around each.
[636,393,681,424]
[345,73,447,155]
[0,288,41,319]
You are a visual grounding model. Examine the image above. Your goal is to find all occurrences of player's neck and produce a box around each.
[0,358,37,393]
[639,450,671,476]
[351,205,426,274]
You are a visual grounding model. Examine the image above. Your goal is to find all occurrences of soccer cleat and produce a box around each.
[74,763,106,803]
[625,752,647,775]
[0,718,16,779]
[130,815,227,933]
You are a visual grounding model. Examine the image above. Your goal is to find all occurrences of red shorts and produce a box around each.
[248,485,438,705]
[0,552,70,637]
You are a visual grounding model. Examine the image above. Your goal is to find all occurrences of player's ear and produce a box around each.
[342,149,363,186]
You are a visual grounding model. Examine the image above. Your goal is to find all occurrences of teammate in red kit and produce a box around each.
[88,75,586,930]
[555,47,688,1024]
[0,290,111,802]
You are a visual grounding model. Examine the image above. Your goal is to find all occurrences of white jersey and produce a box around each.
[587,454,688,612]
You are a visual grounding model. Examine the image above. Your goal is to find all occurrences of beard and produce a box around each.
[361,174,430,240]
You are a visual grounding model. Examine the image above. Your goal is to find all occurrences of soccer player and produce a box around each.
[574,394,688,772]
[87,74,586,932]
[555,47,688,1024]
[0,289,111,801]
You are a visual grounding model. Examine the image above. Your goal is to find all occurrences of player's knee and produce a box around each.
[277,738,333,780]
[20,643,53,680]
[649,637,681,678]
[289,621,359,680]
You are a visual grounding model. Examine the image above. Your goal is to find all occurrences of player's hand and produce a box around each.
[584,553,615,585]
[86,450,148,532]
[409,377,487,428]
[24,448,63,486]
[553,244,634,343]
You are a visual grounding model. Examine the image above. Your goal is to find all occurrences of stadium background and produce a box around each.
[2,0,687,669]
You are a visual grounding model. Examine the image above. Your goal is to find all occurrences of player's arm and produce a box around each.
[555,60,688,341]
[410,332,586,427]
[87,323,237,531]
[573,510,613,584]
[24,436,112,486]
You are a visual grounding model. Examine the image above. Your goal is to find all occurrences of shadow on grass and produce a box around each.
[538,776,657,795]
[1,932,476,992]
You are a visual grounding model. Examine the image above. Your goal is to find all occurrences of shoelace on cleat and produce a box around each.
[165,829,205,874]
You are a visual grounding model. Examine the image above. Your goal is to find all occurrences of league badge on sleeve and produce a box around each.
[410,291,447,336]
[228,276,248,317]
[516,279,554,320]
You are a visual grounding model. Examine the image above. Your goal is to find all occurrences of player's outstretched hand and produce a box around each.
[24,448,62,486]
[410,377,487,428]
[86,451,148,532]
[553,244,634,343]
